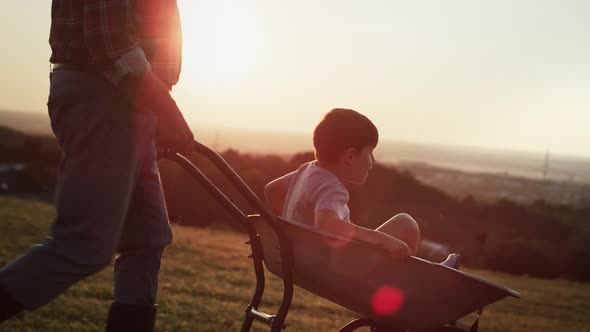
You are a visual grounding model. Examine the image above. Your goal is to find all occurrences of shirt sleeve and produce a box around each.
[280,171,296,187]
[313,181,350,221]
[139,0,183,88]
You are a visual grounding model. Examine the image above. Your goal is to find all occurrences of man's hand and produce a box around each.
[157,109,194,156]
[119,71,194,156]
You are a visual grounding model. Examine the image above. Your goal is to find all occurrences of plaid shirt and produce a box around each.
[50,0,182,87]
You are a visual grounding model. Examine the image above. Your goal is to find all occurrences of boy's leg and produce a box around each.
[375,213,420,255]
[0,70,156,315]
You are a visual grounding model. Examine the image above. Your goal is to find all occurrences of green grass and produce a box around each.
[0,196,589,331]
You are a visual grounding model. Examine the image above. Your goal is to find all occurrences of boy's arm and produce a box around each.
[315,209,411,258]
[264,174,292,216]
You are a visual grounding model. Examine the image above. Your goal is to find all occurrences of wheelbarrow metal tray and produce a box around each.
[253,216,520,331]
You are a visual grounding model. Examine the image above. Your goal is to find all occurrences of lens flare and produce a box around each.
[371,286,404,316]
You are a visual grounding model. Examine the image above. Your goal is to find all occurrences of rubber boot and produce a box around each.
[105,302,156,332]
[0,285,24,323]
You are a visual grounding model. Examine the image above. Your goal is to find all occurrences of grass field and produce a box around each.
[0,196,589,331]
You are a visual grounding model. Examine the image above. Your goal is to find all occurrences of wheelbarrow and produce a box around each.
[165,142,520,332]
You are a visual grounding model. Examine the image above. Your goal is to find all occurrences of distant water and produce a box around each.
[194,125,590,184]
[1,110,589,184]
[196,126,590,185]
[376,141,590,184]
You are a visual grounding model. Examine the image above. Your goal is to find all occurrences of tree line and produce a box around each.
[2,127,589,281]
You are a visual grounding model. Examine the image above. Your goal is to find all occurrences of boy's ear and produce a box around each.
[343,147,357,165]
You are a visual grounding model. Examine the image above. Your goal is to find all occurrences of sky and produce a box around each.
[1,1,589,157]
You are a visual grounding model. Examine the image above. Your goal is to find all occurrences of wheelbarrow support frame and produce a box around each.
[166,142,294,332]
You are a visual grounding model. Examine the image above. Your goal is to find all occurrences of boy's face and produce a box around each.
[343,145,376,184]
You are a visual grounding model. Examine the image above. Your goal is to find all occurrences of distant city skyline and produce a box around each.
[1,1,589,157]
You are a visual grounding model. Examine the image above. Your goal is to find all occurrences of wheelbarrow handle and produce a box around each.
[164,140,276,223]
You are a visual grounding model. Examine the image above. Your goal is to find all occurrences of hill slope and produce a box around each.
[0,196,588,331]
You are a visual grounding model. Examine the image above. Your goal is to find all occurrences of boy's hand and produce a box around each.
[380,237,412,259]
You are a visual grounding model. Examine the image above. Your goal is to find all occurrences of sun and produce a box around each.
[178,0,266,82]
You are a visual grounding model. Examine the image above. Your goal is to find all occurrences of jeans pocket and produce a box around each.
[47,94,65,148]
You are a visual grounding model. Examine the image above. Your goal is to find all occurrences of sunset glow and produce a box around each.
[1,1,590,158]
[178,0,266,82]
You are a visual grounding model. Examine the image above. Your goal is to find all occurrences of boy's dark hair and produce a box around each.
[313,108,379,164]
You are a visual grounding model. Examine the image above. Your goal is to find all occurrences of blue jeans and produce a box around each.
[0,69,173,309]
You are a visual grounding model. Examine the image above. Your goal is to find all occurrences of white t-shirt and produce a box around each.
[281,161,350,226]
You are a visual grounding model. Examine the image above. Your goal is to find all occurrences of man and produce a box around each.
[0,1,193,331]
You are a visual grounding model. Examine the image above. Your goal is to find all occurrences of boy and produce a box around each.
[264,108,419,258]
